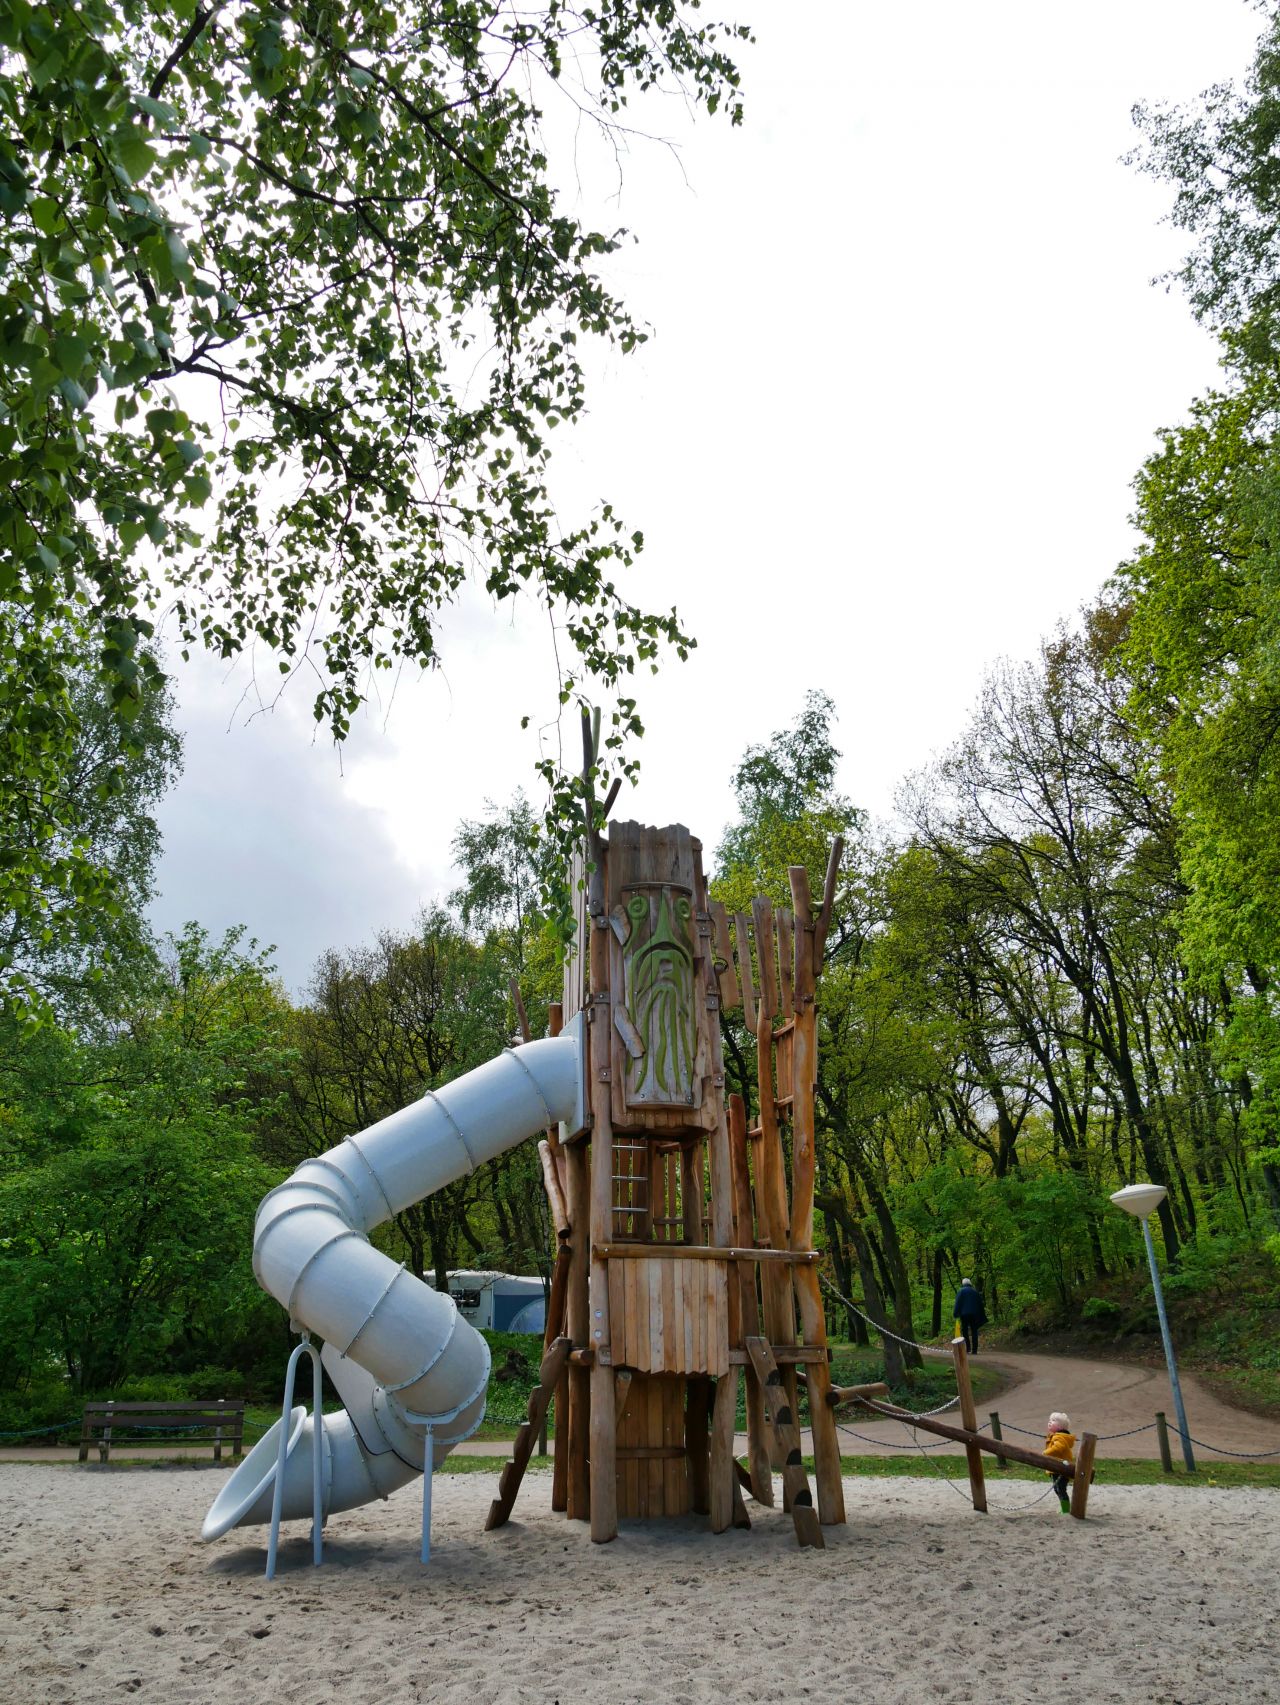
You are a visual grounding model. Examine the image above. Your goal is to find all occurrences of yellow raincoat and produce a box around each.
[1043,1430,1076,1469]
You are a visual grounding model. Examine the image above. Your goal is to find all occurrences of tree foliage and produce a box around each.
[0,0,750,1017]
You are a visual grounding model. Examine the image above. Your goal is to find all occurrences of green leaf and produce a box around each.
[29,196,59,235]
[114,133,158,186]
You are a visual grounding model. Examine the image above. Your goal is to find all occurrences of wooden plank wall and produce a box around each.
[608,1256,729,1376]
[616,1374,690,1518]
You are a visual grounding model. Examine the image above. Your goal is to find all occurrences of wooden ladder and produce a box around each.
[745,1336,824,1548]
[485,1335,572,1531]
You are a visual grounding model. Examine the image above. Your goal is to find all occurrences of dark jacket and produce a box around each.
[953,1283,987,1325]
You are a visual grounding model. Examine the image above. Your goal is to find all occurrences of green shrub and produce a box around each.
[1081,1296,1121,1322]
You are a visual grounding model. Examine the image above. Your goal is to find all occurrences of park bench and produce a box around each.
[78,1400,245,1464]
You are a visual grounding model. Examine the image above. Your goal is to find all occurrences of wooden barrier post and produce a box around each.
[989,1410,1010,1469]
[950,1338,987,1514]
[1155,1410,1174,1474]
[1070,1432,1097,1520]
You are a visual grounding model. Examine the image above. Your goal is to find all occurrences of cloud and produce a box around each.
[149,654,432,997]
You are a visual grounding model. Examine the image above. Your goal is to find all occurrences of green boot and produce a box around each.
[1058,1498,1071,1514]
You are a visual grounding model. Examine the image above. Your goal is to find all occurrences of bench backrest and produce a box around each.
[82,1401,244,1429]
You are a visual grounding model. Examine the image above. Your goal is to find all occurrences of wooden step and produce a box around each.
[745,1335,824,1549]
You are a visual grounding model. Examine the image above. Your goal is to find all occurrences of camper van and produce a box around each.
[433,1270,547,1334]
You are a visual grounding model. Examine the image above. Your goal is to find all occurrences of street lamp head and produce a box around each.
[1110,1182,1168,1220]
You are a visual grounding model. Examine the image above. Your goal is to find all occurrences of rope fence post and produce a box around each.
[988,1410,1010,1470]
[1155,1410,1174,1474]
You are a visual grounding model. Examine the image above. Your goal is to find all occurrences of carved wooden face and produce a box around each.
[621,887,697,1107]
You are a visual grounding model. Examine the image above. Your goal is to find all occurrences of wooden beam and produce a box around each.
[728,1345,827,1366]
[593,1242,819,1264]
[709,1369,738,1534]
[823,1379,890,1405]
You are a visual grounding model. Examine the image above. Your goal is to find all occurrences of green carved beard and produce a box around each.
[625,890,697,1104]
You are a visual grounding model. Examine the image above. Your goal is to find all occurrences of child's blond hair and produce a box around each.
[1047,1411,1071,1432]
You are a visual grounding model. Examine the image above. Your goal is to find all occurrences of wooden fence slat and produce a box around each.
[709,901,740,1011]
[734,910,758,1033]
[777,908,795,1020]
[751,896,778,1022]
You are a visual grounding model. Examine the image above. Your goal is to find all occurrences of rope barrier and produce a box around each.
[996,1418,1159,1443]
[820,1275,954,1357]
[834,1419,954,1451]
[1167,1424,1280,1459]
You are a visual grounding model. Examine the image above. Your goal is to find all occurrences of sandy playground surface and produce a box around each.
[1,1463,1275,1705]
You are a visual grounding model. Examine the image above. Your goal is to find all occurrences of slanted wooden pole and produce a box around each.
[951,1338,987,1514]
[855,1398,1088,1474]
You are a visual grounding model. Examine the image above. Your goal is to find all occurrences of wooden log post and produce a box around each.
[1070,1432,1098,1520]
[787,860,845,1527]
[686,1375,712,1515]
[950,1338,988,1514]
[1155,1410,1174,1474]
[709,1369,739,1533]
[989,1409,1010,1470]
[564,1137,591,1521]
[755,1008,799,1490]
[588,1065,618,1541]
[728,1093,773,1506]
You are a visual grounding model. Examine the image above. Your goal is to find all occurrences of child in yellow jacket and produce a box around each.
[1043,1411,1076,1514]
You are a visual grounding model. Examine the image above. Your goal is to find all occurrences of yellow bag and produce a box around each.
[953,1318,962,1340]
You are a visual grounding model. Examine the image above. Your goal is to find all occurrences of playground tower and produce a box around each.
[490,816,846,1547]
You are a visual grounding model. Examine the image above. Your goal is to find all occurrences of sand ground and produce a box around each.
[1,1463,1274,1705]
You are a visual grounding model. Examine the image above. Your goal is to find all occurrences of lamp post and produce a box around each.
[1109,1183,1195,1471]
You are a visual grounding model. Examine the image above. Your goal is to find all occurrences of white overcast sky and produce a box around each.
[149,1,1263,995]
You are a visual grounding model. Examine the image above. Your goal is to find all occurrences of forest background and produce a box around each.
[3,3,1280,1433]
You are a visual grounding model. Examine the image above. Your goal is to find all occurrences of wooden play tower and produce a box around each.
[488,807,847,1547]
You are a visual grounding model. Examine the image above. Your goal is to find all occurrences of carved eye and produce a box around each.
[675,897,692,921]
[627,894,648,921]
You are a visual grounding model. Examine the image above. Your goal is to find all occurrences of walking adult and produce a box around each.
[952,1277,987,1354]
